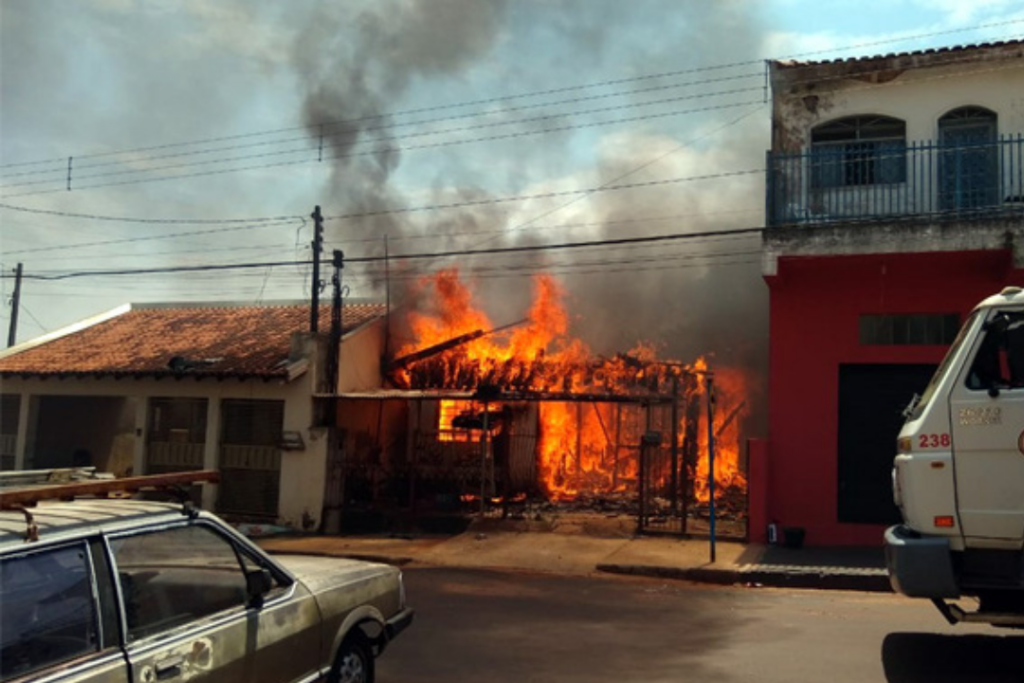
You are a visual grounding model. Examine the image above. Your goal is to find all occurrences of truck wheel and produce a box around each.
[331,637,374,683]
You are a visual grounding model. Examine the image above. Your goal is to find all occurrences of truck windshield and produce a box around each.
[909,310,983,420]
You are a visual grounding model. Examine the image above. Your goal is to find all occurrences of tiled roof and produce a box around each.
[0,302,385,380]
[773,38,1024,69]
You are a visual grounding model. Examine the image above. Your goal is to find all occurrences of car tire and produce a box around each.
[331,637,374,683]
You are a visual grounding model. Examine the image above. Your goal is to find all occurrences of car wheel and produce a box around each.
[332,638,373,683]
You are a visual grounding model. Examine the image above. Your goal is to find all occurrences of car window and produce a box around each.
[110,524,249,641]
[0,543,99,680]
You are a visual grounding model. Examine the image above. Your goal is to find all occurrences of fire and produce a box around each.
[691,362,750,504]
[393,268,747,507]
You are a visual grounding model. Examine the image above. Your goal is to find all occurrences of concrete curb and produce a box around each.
[595,563,892,593]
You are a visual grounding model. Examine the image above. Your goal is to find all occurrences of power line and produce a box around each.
[1,218,306,255]
[0,71,765,182]
[2,226,765,280]
[2,34,1020,201]
[4,51,1019,201]
[322,169,763,222]
[487,105,765,246]
[0,165,762,230]
[0,98,765,198]
[11,208,762,262]
[0,90,760,190]
[4,18,1020,171]
[0,203,303,225]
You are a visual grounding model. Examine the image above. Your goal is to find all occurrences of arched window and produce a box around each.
[938,107,998,210]
[811,115,906,188]
[939,106,997,130]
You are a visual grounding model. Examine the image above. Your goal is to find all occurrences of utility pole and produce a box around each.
[329,250,344,395]
[310,206,324,333]
[383,235,391,361]
[7,263,23,348]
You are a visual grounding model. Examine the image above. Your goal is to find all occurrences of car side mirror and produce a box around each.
[246,568,273,609]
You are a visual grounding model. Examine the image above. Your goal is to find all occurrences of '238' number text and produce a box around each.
[919,433,951,448]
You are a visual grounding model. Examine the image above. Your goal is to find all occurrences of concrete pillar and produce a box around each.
[133,397,147,477]
[14,391,30,469]
[202,398,221,510]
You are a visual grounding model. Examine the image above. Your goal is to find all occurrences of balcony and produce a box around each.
[767,135,1024,227]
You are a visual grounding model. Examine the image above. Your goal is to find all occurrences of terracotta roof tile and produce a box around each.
[0,302,385,379]
[774,38,1024,69]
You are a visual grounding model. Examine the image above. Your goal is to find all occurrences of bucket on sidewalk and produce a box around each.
[782,527,805,549]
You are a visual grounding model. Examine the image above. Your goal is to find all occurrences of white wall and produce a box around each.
[1,371,326,529]
[774,55,1024,149]
[1,315,389,530]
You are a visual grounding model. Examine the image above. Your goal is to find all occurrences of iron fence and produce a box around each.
[767,135,1024,226]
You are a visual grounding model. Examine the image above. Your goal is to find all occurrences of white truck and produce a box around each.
[886,286,1024,626]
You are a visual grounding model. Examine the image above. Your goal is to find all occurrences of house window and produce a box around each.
[859,314,960,346]
[149,397,207,444]
[938,106,999,211]
[811,115,907,187]
[438,400,487,443]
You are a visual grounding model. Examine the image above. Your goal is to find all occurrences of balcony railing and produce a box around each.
[767,135,1024,226]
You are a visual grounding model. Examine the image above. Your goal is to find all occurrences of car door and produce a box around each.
[950,307,1024,542]
[0,540,128,682]
[109,520,320,683]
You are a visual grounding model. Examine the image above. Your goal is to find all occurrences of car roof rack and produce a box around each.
[2,470,220,542]
[1,470,219,510]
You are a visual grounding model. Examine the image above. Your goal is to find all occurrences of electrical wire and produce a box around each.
[2,226,765,280]
[3,18,1020,172]
[0,98,765,198]
[0,71,765,182]
[3,51,1020,202]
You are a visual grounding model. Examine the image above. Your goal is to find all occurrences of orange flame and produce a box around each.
[396,269,747,504]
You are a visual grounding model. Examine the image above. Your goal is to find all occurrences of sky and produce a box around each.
[2,0,1024,384]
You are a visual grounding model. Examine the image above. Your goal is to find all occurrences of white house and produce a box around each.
[0,301,386,530]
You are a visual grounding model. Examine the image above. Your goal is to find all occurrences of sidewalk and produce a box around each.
[255,520,891,593]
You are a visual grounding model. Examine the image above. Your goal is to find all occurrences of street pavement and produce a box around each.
[256,516,890,592]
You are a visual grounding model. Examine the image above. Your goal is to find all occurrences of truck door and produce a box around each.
[950,309,1024,542]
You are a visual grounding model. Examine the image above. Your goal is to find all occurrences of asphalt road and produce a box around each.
[377,567,1024,683]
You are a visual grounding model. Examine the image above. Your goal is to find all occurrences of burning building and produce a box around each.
[330,269,748,535]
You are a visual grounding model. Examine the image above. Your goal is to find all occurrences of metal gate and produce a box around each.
[332,383,747,538]
[636,401,687,535]
[217,399,283,520]
[146,398,207,475]
[636,376,748,539]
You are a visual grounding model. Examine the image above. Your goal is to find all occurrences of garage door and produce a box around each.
[837,364,936,524]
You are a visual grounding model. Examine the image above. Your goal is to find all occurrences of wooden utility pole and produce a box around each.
[329,250,344,395]
[7,263,23,348]
[310,206,324,333]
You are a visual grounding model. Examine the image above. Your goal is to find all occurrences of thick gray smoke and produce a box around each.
[292,0,510,244]
[294,0,769,432]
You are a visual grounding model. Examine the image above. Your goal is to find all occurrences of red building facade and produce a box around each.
[754,42,1024,546]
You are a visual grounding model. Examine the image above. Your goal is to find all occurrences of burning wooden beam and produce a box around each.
[388,318,528,372]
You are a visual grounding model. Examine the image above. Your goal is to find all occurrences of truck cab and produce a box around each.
[886,286,1024,625]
